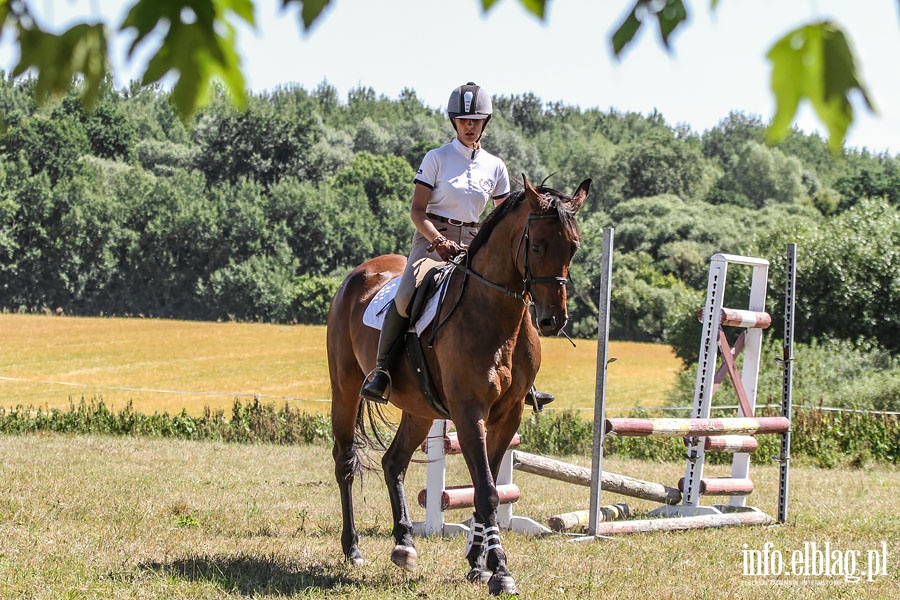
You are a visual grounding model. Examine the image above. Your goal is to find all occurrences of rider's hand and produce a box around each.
[427,236,461,262]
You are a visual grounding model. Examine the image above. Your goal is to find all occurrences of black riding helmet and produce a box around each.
[447,82,493,137]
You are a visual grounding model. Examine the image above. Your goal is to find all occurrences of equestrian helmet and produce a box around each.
[447,82,492,120]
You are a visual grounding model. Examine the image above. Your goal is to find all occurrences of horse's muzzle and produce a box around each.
[538,314,567,337]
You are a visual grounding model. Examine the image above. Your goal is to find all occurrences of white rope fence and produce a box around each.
[1,375,895,415]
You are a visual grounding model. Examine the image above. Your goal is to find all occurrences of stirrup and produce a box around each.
[360,367,392,404]
[525,389,555,413]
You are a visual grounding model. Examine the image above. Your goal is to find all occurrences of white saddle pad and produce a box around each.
[362,276,446,336]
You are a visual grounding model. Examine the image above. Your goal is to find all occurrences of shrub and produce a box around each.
[0,399,896,468]
[0,398,334,445]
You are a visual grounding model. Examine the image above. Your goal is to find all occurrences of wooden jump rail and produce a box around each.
[593,511,774,536]
[418,484,521,511]
[416,433,524,510]
[421,431,521,455]
[548,504,630,533]
[703,435,758,453]
[604,416,791,438]
[512,450,681,505]
[699,307,772,329]
[678,477,755,496]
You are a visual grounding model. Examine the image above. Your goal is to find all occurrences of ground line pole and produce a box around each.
[588,227,614,537]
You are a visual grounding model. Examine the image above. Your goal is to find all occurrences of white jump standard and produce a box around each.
[412,419,551,537]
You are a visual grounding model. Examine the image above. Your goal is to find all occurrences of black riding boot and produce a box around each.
[525,385,555,412]
[360,303,410,403]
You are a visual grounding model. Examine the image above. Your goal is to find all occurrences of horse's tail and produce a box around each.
[352,398,397,472]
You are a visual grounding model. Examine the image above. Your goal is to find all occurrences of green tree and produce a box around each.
[701,111,766,167]
[710,141,807,208]
[192,92,321,188]
[788,199,900,351]
[494,93,547,137]
[121,170,223,318]
[613,129,710,202]
[388,113,445,169]
[832,151,900,209]
[0,169,56,310]
[330,152,414,255]
[202,242,302,322]
[0,106,90,184]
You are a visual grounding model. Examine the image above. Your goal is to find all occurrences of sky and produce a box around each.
[2,0,899,154]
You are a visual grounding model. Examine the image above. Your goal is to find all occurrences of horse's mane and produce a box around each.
[467,186,580,258]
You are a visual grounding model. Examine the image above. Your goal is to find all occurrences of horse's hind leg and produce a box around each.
[331,372,366,565]
[383,412,432,572]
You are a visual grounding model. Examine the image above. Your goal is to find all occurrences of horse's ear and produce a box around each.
[523,174,550,212]
[570,179,591,213]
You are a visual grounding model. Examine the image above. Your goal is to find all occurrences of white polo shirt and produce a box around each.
[414,138,511,224]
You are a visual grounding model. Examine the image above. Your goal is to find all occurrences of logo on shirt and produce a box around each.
[479,177,495,193]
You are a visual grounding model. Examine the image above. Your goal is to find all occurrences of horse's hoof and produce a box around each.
[488,573,518,596]
[466,567,492,583]
[390,544,418,572]
[347,548,365,567]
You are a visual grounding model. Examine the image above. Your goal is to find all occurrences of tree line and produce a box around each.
[1,75,898,367]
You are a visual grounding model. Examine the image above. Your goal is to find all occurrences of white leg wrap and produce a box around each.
[465,520,484,556]
[484,525,502,552]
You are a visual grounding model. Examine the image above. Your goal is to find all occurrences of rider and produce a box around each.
[359,82,555,412]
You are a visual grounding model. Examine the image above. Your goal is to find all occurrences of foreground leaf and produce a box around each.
[13,23,110,108]
[0,1,11,25]
[766,20,875,154]
[612,0,688,57]
[282,0,331,29]
[123,0,253,118]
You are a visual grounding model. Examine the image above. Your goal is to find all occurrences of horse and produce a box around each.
[327,176,590,595]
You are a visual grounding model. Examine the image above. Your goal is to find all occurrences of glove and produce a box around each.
[427,235,461,262]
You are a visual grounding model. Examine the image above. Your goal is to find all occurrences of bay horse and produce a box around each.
[327,177,590,595]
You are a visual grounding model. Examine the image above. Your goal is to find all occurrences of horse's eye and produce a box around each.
[530,243,543,255]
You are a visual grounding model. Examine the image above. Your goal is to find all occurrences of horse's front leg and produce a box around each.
[456,418,517,596]
[464,513,491,583]
[383,413,432,572]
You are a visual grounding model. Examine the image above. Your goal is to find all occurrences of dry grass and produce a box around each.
[0,315,332,415]
[0,433,897,599]
[0,314,679,416]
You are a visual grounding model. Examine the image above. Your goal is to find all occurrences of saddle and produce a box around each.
[362,264,455,418]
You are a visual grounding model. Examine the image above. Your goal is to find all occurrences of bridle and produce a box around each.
[451,210,569,307]
[430,204,577,347]
[517,212,570,305]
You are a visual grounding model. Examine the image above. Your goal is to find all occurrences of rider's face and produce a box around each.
[453,117,486,148]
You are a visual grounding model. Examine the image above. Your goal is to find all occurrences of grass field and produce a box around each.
[0,314,680,416]
[1,316,898,597]
[0,433,896,599]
